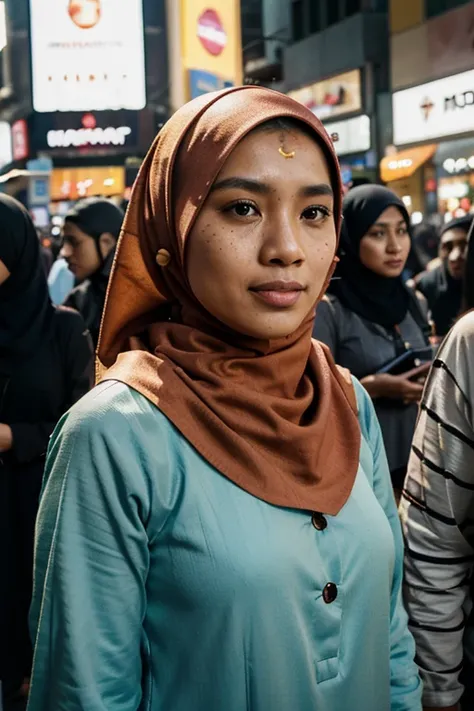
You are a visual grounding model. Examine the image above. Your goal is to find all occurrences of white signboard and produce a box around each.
[47,125,132,148]
[0,121,12,169]
[324,115,371,156]
[30,0,146,112]
[393,69,474,146]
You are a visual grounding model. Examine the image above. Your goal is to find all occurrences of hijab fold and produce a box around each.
[328,185,412,329]
[0,195,55,374]
[97,86,360,516]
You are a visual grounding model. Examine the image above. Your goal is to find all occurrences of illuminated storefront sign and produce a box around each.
[50,165,125,200]
[380,145,437,183]
[323,115,371,156]
[31,111,138,153]
[29,0,146,112]
[288,70,362,121]
[393,69,474,145]
[47,125,132,148]
[442,155,474,174]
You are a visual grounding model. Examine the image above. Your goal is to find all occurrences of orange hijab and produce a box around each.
[98,86,360,515]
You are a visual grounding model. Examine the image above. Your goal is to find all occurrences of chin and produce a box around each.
[225,315,309,341]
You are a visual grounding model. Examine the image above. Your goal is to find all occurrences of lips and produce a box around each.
[249,280,305,307]
[384,260,403,268]
[251,280,305,292]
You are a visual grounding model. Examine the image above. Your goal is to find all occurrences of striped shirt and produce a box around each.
[400,310,474,708]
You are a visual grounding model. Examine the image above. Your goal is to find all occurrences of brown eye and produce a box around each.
[224,200,259,218]
[302,206,330,222]
[234,203,254,217]
[369,230,385,239]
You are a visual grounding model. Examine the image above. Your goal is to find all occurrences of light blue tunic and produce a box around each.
[27,379,422,711]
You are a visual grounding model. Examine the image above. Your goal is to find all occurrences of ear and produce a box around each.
[98,232,117,260]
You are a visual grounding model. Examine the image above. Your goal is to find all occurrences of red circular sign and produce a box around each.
[197,9,227,56]
[68,0,102,30]
[81,113,97,129]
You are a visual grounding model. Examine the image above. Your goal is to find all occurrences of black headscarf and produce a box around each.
[65,197,124,269]
[328,185,412,329]
[0,195,55,373]
[463,219,474,312]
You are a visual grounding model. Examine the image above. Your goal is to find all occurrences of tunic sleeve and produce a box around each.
[354,379,422,711]
[400,312,474,708]
[28,383,157,711]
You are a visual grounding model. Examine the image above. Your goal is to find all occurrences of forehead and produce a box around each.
[63,220,92,240]
[441,227,468,245]
[374,205,406,223]
[217,128,332,184]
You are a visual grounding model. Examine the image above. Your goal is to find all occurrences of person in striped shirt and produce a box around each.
[401,221,474,711]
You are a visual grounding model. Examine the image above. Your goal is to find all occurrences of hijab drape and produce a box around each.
[328,185,412,329]
[0,195,55,374]
[97,86,360,516]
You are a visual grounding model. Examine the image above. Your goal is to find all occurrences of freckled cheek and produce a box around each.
[195,231,253,279]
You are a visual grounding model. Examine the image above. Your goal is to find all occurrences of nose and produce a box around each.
[386,231,403,254]
[259,215,305,267]
[450,246,464,262]
[60,243,73,260]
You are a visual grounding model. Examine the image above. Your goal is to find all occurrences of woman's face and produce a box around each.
[186,128,337,340]
[359,206,411,278]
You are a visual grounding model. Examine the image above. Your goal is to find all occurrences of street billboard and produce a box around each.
[29,0,146,112]
[288,70,363,121]
[181,0,243,99]
[393,69,474,146]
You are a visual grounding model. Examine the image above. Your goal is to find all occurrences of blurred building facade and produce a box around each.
[252,0,390,187]
[383,0,474,221]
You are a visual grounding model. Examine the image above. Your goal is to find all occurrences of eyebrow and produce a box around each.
[371,219,407,227]
[210,176,333,198]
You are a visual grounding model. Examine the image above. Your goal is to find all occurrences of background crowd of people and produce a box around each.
[1,86,474,710]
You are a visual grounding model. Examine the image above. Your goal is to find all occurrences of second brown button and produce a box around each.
[323,583,338,604]
[311,512,328,531]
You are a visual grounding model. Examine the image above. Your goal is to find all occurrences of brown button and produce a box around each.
[323,583,338,604]
[311,512,327,531]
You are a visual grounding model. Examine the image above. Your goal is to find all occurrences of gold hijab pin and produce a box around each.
[156,249,171,267]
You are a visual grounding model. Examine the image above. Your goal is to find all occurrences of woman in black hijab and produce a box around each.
[314,185,431,491]
[62,198,124,346]
[0,195,94,707]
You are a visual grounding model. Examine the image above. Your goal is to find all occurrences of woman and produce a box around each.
[401,219,474,711]
[0,195,94,707]
[62,197,124,346]
[313,185,431,491]
[27,87,421,711]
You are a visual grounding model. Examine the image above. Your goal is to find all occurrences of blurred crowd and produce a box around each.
[1,131,474,711]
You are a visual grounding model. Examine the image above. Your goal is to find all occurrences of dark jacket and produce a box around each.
[417,263,462,338]
[64,250,114,347]
[314,293,430,486]
[0,306,93,696]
